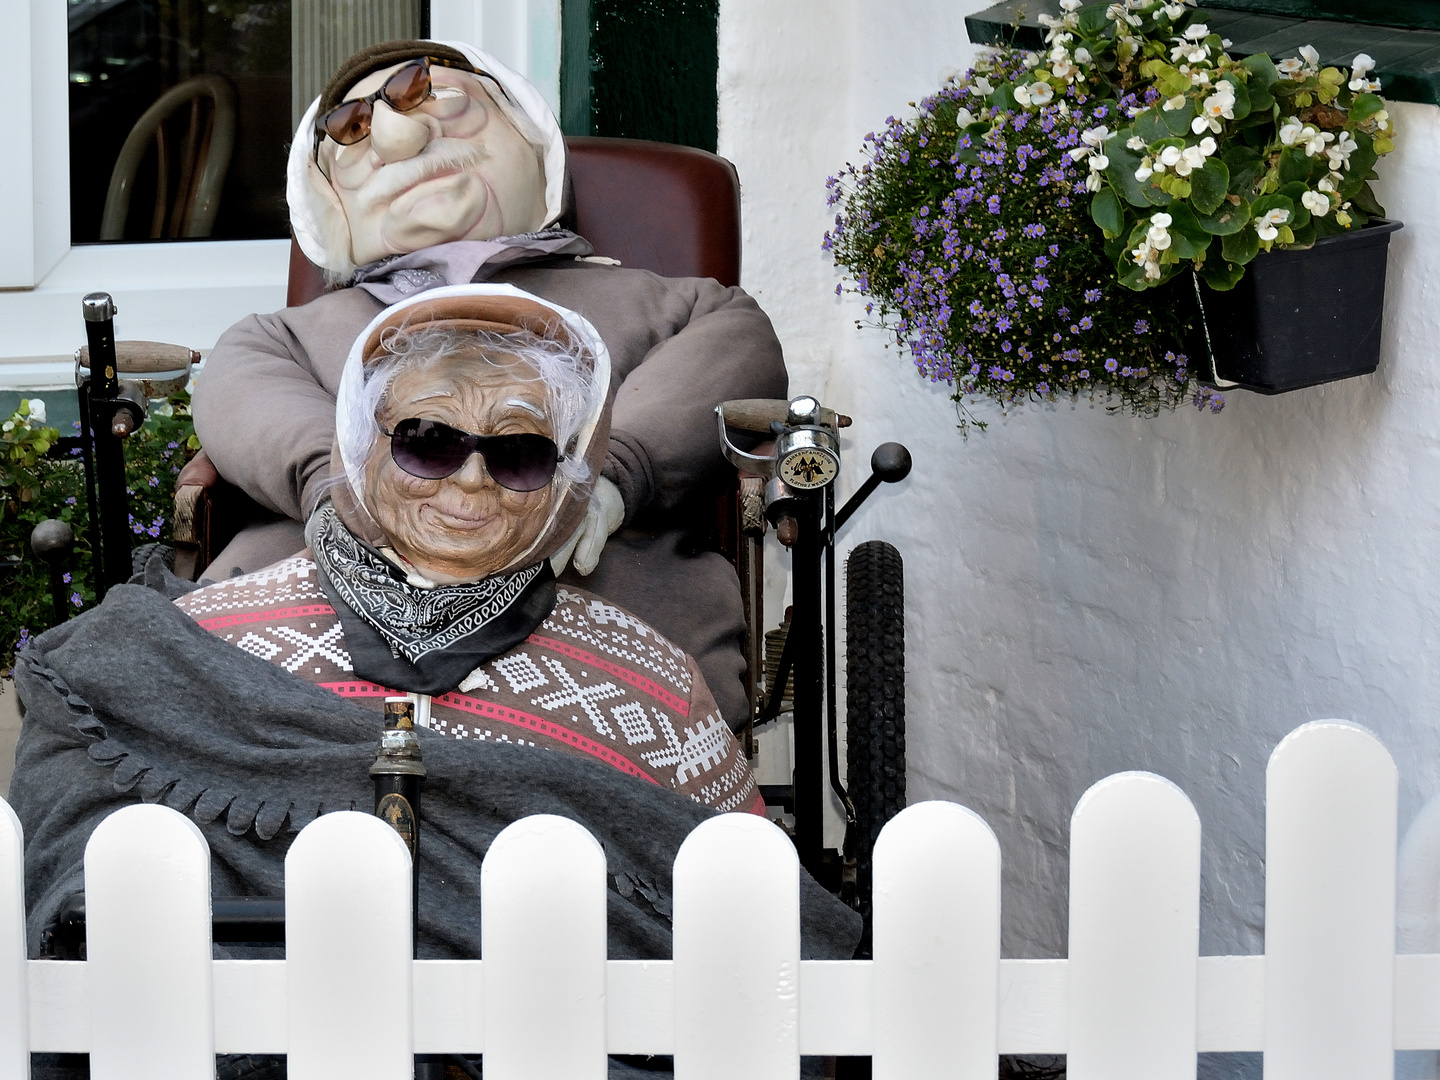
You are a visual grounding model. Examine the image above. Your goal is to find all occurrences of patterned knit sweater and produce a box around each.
[175,556,763,814]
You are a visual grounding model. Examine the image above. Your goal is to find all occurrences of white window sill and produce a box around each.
[0,239,289,388]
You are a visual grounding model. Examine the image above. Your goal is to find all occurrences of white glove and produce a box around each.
[550,476,626,577]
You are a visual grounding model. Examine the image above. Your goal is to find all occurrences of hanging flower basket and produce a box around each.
[1192,217,1402,394]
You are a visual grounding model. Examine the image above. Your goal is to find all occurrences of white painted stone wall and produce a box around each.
[720,0,1440,962]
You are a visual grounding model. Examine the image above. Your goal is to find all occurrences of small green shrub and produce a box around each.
[0,394,199,672]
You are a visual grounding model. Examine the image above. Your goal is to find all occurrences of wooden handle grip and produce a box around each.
[77,341,199,375]
[720,398,842,434]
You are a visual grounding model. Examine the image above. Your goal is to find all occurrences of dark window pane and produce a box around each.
[68,0,423,244]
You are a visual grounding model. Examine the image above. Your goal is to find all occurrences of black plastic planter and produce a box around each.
[1192,218,1403,395]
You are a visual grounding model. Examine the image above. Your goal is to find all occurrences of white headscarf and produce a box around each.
[286,41,567,277]
[333,283,612,573]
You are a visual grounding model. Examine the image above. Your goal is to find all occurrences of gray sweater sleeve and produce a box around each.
[192,290,381,520]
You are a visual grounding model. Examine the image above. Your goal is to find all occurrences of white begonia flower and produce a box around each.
[1131,240,1163,280]
[1198,136,1217,156]
[1279,117,1304,145]
[1082,125,1111,148]
[1013,83,1032,106]
[1299,45,1320,68]
[1059,0,1082,10]
[1276,57,1303,77]
[1192,115,1214,134]
[1317,175,1336,193]
[1184,22,1209,40]
[1175,144,1209,175]
[956,107,977,127]
[1253,206,1290,241]
[1348,52,1382,91]
[1108,3,1143,26]
[1090,154,1109,171]
[1146,213,1173,251]
[1029,81,1055,105]
[1075,47,1092,63]
[1158,145,1183,168]
[1372,108,1390,132]
[1326,131,1357,171]
[1127,135,1148,151]
[1135,158,1155,181]
[1301,189,1331,217]
[1190,68,1212,86]
[2,422,14,434]
[26,399,45,425]
[1163,94,1187,111]
[971,76,994,95]
[1300,126,1334,156]
[1023,52,1041,68]
[1156,2,1186,19]
[1052,57,1080,81]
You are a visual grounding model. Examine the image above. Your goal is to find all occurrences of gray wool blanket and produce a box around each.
[9,563,861,963]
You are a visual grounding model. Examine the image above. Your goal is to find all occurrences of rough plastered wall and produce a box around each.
[719,0,1440,969]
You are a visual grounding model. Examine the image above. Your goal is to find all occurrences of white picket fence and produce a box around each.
[0,719,1436,1079]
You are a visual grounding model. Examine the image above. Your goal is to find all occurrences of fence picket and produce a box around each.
[1067,772,1200,1080]
[872,801,1000,1080]
[84,804,213,1080]
[0,800,25,1080]
[481,814,607,1080]
[1265,721,1398,1080]
[285,811,412,1080]
[674,813,799,1080]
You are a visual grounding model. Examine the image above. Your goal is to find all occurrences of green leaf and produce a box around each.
[1278,147,1313,185]
[1091,187,1126,236]
[1161,98,1197,136]
[1198,196,1251,235]
[1238,54,1278,110]
[1221,145,1264,197]
[1133,110,1171,144]
[1352,181,1386,217]
[1199,257,1246,291]
[1220,73,1251,122]
[1221,226,1261,266]
[1288,221,1316,247]
[1349,92,1385,123]
[1078,3,1109,34]
[1345,129,1379,185]
[1188,158,1230,216]
[988,84,1019,112]
[1104,139,1159,208]
[1119,263,1153,292]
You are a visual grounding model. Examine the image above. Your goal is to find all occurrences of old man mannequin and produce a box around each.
[193,40,786,727]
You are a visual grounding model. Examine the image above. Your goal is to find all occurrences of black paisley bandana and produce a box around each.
[310,504,557,694]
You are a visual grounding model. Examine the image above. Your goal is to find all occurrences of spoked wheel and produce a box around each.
[845,539,905,944]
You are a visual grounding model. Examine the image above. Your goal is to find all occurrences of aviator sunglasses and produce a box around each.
[313,56,511,159]
[383,418,563,492]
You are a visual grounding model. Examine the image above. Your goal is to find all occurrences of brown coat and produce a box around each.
[192,260,788,726]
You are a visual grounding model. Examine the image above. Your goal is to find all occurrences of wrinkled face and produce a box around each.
[320,62,548,266]
[365,353,555,581]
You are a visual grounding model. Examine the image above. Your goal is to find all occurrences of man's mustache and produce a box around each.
[352,139,487,205]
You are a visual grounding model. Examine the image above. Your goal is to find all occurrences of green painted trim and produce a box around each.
[964,0,1440,105]
[1200,1,1440,34]
[560,0,593,137]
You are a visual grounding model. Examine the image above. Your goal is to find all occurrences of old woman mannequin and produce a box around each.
[177,285,761,811]
[194,40,788,728]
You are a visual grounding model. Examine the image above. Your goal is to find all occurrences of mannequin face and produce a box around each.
[365,353,555,581]
[321,62,548,266]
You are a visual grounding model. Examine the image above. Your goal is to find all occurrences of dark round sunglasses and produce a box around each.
[383,418,562,492]
[312,56,511,159]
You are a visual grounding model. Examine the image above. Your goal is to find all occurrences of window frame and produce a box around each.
[0,0,559,388]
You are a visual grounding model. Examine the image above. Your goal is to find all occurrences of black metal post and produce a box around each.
[789,494,825,877]
[80,293,134,596]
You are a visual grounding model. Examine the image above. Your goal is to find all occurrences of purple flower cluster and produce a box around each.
[825,53,1205,427]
